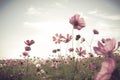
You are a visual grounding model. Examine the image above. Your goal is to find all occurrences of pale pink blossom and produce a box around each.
[93,29,99,34]
[52,33,64,44]
[24,40,35,46]
[93,38,116,56]
[94,58,116,80]
[25,46,31,51]
[22,51,29,57]
[76,47,86,56]
[68,48,74,52]
[63,34,72,43]
[51,62,58,69]
[81,37,85,43]
[69,14,85,30]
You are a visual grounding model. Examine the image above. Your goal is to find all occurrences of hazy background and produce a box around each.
[0,0,120,59]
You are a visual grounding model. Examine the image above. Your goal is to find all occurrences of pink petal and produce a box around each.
[93,47,103,55]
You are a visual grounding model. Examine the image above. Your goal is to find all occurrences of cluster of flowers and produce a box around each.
[52,14,120,80]
[22,40,35,57]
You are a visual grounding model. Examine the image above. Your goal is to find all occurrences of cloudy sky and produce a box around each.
[0,0,120,59]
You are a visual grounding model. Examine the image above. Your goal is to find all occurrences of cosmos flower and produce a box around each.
[24,40,35,46]
[76,47,86,56]
[93,38,116,56]
[36,64,41,68]
[51,62,58,69]
[52,33,64,44]
[69,14,85,30]
[68,48,74,52]
[63,34,72,43]
[25,46,31,51]
[22,51,29,57]
[75,34,81,40]
[89,63,98,71]
[93,29,99,34]
[52,49,57,53]
[81,37,85,43]
[94,58,116,80]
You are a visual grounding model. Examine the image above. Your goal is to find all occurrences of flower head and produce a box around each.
[81,37,85,43]
[76,47,86,57]
[25,46,31,51]
[68,48,74,52]
[24,40,35,46]
[63,34,72,43]
[93,38,116,56]
[75,34,81,40]
[89,63,98,71]
[69,14,85,30]
[52,33,64,44]
[93,29,99,34]
[22,51,29,57]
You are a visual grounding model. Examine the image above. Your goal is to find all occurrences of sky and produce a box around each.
[0,0,120,59]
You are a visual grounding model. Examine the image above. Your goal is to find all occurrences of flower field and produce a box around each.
[0,54,120,80]
[0,14,120,80]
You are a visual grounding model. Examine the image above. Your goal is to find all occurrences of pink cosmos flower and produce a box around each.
[93,38,116,56]
[93,29,99,34]
[25,46,31,51]
[63,34,72,43]
[22,51,28,57]
[94,58,116,80]
[51,62,58,69]
[76,47,86,56]
[81,37,85,43]
[68,48,74,52]
[69,14,85,30]
[24,40,35,46]
[89,63,98,71]
[52,33,64,44]
[52,49,57,53]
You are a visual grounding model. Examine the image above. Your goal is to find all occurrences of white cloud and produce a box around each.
[25,6,42,15]
[88,10,120,20]
[88,9,98,15]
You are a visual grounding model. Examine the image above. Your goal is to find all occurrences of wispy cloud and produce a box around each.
[88,9,120,21]
[25,6,41,15]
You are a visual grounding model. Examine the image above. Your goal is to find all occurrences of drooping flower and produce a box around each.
[52,49,57,53]
[52,33,64,44]
[76,47,86,56]
[81,37,85,43]
[89,53,94,57]
[68,48,74,52]
[25,46,31,51]
[75,34,81,40]
[24,40,35,46]
[69,14,85,30]
[63,34,72,43]
[22,51,29,57]
[93,29,99,34]
[93,38,116,56]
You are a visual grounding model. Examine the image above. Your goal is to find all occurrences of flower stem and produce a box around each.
[72,28,74,57]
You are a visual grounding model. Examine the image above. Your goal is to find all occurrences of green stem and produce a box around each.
[72,28,74,57]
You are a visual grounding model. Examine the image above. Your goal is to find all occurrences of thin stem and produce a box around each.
[90,34,94,53]
[65,43,68,55]
[26,56,28,79]
[72,28,74,57]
